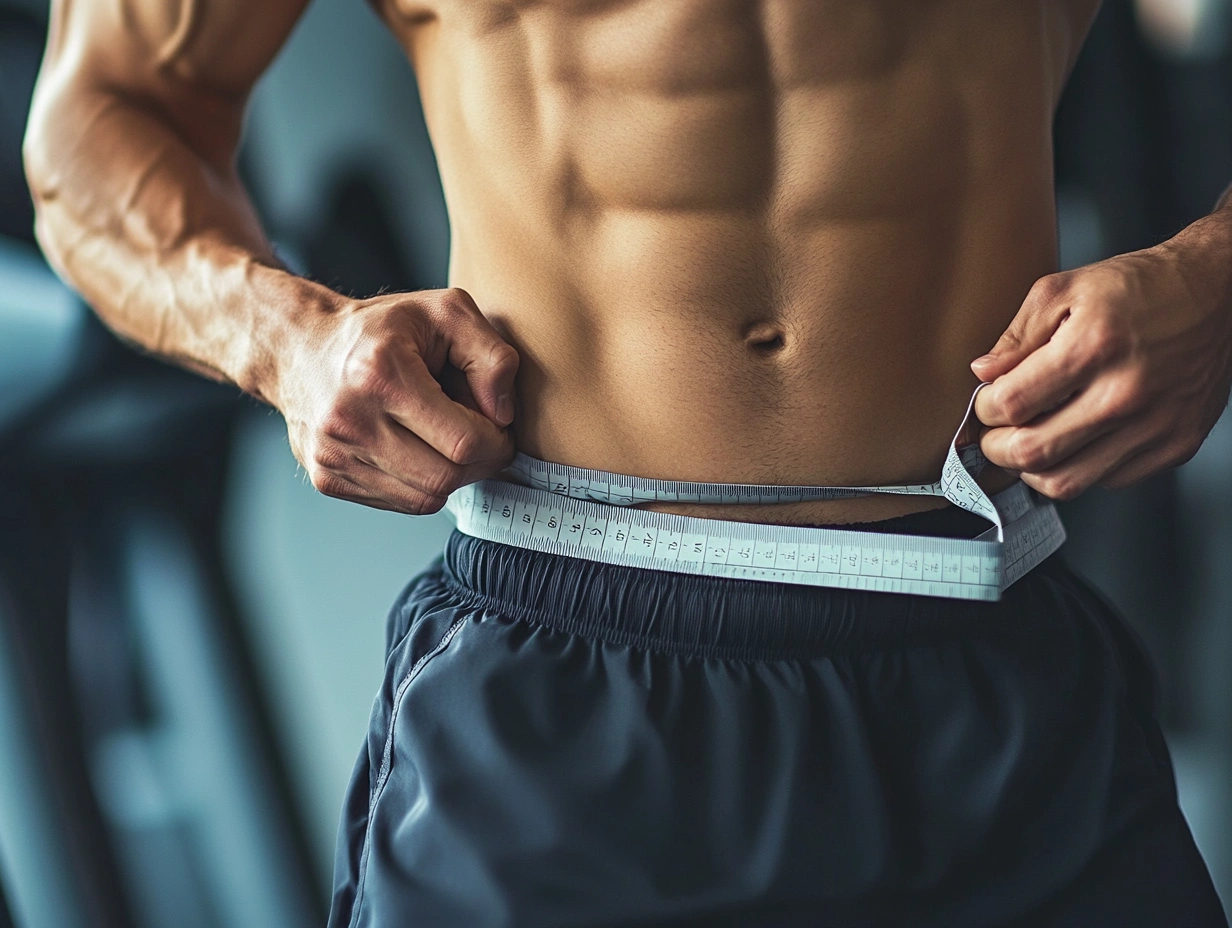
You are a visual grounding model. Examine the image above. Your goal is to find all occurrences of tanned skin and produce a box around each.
[24,0,1232,526]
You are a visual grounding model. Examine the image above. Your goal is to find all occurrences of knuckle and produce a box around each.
[1038,473,1081,501]
[1080,315,1130,367]
[487,341,520,375]
[997,387,1032,426]
[310,469,352,500]
[320,410,362,445]
[1096,374,1145,420]
[407,491,447,516]
[355,364,393,403]
[1007,431,1047,472]
[998,331,1023,352]
[419,462,464,499]
[312,442,350,475]
[447,429,483,466]
[439,287,476,316]
[1055,482,1083,502]
[343,344,396,401]
[1171,432,1203,468]
[1028,274,1067,307]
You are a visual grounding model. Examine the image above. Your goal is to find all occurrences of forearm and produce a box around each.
[24,82,335,406]
[1149,185,1232,316]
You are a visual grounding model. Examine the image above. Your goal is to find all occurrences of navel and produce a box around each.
[743,319,786,353]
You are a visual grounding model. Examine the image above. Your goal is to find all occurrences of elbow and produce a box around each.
[22,85,69,268]
[24,145,57,249]
[23,143,73,286]
[23,61,64,213]
[21,72,99,287]
[23,112,52,218]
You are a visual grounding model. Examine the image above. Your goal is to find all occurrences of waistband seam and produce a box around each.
[437,565,1001,663]
[438,573,774,661]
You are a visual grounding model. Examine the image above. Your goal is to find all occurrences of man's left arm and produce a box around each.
[972,191,1232,499]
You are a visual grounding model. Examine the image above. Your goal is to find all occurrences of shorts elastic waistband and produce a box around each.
[441,505,1065,660]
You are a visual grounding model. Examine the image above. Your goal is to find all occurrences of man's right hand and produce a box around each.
[277,287,519,516]
[26,0,519,519]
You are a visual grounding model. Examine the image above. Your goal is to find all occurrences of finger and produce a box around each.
[975,309,1134,428]
[439,363,481,414]
[308,469,408,513]
[978,386,1124,473]
[309,445,450,515]
[388,356,516,467]
[348,460,453,515]
[1017,422,1153,501]
[361,416,502,500]
[437,288,520,426]
[974,342,1080,428]
[970,275,1073,382]
[973,316,1101,427]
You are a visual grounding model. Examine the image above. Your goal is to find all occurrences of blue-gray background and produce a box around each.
[1,0,1231,925]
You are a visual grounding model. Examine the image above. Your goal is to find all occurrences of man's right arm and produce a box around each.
[24,0,518,514]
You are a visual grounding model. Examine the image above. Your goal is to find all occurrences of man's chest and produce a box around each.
[385,0,1099,96]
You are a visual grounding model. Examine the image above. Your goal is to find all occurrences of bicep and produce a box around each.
[36,0,309,166]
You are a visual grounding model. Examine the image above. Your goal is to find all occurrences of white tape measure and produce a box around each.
[446,388,1066,601]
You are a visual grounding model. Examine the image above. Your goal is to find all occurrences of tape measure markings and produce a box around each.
[446,479,1058,602]
[447,387,1065,601]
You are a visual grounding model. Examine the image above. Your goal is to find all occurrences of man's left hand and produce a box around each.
[972,217,1232,500]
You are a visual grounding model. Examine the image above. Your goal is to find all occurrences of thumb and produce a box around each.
[971,275,1072,381]
[439,289,520,427]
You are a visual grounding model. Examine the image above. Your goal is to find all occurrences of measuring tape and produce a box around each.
[446,388,1066,602]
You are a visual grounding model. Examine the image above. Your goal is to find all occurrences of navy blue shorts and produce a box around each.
[329,509,1225,928]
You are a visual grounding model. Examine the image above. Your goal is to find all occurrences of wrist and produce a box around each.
[1155,209,1232,312]
[235,262,349,411]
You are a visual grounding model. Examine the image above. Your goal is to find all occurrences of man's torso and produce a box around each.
[375,0,1101,523]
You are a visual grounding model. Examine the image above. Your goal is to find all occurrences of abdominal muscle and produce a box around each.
[388,0,1098,524]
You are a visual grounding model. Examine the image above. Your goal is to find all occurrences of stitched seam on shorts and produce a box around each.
[437,574,984,662]
[437,575,760,659]
[347,616,468,928]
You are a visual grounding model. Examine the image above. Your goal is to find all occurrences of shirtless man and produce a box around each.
[23,0,1232,924]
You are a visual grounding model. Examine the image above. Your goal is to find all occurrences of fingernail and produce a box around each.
[496,393,514,425]
[971,353,996,367]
